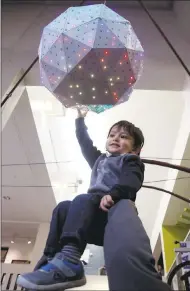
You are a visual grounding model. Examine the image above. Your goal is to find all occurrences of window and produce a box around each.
[1,247,9,262]
[11,260,30,264]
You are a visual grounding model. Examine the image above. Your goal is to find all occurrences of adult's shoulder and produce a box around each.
[123,154,145,171]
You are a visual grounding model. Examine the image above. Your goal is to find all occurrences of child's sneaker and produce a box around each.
[17,253,86,290]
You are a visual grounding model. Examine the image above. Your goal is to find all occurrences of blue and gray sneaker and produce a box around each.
[17,253,86,290]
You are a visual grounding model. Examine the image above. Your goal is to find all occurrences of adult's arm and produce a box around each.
[75,117,102,169]
[109,155,144,202]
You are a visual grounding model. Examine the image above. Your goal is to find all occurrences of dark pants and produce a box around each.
[41,194,170,291]
[44,193,106,256]
[104,200,171,291]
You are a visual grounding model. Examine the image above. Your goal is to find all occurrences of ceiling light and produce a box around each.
[11,240,14,244]
[28,241,31,244]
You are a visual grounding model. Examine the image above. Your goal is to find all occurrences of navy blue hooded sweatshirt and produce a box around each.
[75,117,144,202]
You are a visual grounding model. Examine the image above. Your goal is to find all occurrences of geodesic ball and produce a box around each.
[39,4,144,113]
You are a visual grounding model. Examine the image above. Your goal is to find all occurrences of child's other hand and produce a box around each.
[77,107,88,118]
[99,195,114,212]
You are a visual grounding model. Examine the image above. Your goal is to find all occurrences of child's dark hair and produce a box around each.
[108,120,144,151]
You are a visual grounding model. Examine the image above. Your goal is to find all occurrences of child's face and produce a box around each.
[106,126,135,155]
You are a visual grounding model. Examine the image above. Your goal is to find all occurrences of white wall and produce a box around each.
[2,239,34,264]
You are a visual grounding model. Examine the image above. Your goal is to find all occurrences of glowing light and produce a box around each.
[28,241,31,244]
[39,5,144,113]
[11,241,14,244]
[130,76,134,80]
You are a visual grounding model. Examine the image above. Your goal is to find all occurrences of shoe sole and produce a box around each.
[17,276,86,290]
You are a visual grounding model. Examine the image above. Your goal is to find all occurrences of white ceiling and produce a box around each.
[2,91,57,225]
[2,87,89,238]
[2,1,190,96]
[2,221,38,240]
[2,0,174,10]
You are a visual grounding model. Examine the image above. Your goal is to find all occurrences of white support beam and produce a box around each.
[2,70,26,131]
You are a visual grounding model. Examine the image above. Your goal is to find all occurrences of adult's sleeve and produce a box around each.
[75,117,102,169]
[109,155,145,202]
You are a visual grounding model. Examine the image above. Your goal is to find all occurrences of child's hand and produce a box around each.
[77,107,88,118]
[99,195,114,212]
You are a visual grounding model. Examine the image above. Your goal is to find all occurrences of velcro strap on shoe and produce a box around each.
[50,258,76,277]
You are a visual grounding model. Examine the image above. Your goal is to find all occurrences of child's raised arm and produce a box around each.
[75,108,101,169]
